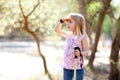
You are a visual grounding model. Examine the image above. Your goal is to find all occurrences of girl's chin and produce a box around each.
[68,29,71,31]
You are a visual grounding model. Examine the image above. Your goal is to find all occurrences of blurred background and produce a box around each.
[0,0,119,80]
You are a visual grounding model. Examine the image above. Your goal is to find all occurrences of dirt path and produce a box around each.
[0,41,111,80]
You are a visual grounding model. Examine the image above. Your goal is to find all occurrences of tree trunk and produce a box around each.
[109,17,120,80]
[88,0,112,69]
[88,10,106,69]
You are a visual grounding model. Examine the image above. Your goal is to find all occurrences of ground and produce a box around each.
[0,40,111,80]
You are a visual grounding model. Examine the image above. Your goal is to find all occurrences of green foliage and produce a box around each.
[0,0,119,40]
[102,15,111,37]
[0,0,79,40]
[87,1,102,17]
[114,5,120,19]
[87,1,102,35]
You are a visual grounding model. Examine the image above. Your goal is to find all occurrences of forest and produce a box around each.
[0,0,120,80]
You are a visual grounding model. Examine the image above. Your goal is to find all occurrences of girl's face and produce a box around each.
[65,18,76,33]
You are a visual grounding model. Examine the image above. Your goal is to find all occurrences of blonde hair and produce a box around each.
[68,13,86,36]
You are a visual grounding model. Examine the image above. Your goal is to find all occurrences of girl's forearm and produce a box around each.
[54,21,62,33]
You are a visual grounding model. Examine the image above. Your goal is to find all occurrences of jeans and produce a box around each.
[63,68,84,80]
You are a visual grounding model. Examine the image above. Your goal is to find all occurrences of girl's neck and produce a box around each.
[68,31,75,35]
[71,33,77,37]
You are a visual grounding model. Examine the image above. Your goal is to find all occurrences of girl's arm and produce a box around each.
[81,35,89,56]
[74,35,89,57]
[54,20,67,37]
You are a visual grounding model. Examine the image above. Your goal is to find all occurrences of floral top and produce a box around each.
[62,34,88,70]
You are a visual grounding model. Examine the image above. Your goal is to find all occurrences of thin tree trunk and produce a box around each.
[19,0,53,80]
[88,0,112,69]
[109,17,120,80]
[88,9,106,69]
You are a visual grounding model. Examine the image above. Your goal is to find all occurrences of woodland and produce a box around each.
[0,0,119,80]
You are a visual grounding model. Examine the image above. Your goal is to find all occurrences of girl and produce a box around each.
[54,13,89,80]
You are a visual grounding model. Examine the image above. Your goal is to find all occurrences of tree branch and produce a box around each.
[19,0,25,17]
[27,0,40,17]
[90,9,101,19]
[107,6,116,20]
[18,0,53,80]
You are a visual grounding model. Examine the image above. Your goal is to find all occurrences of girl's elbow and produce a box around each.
[54,29,60,34]
[83,53,88,56]
[83,50,89,56]
[54,27,58,33]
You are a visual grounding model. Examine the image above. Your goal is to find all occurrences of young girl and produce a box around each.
[54,13,89,80]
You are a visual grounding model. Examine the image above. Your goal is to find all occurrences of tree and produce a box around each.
[88,0,112,69]
[109,16,120,80]
[19,0,53,80]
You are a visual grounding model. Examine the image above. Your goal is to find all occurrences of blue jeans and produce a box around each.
[63,68,84,80]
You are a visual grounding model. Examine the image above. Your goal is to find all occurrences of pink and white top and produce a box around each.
[62,34,88,70]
